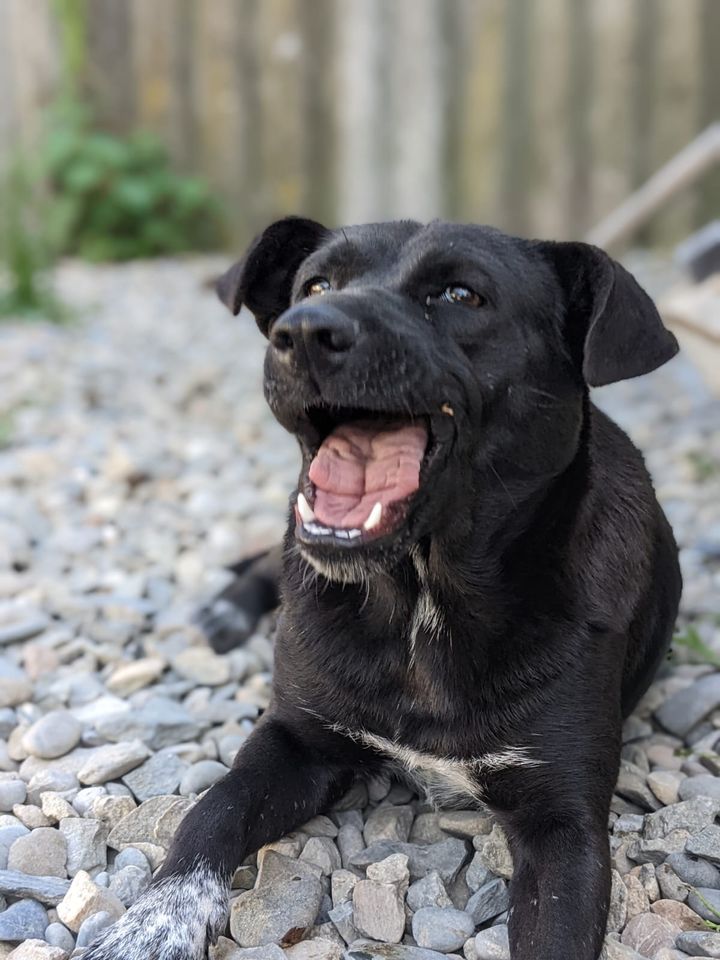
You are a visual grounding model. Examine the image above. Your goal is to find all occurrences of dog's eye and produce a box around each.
[304,277,332,297]
[440,285,485,307]
[428,285,485,308]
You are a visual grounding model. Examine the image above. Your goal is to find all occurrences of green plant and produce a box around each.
[688,450,720,483]
[1,0,222,320]
[689,886,720,930]
[0,413,14,449]
[673,623,720,668]
[42,107,222,261]
[0,156,67,321]
[53,0,87,105]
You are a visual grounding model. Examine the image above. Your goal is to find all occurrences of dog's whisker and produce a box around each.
[489,463,518,509]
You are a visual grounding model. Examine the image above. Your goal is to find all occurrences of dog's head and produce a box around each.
[217,217,678,579]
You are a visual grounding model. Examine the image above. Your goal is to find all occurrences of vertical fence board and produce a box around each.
[499,0,534,234]
[458,0,504,225]
[586,0,634,230]
[5,0,60,146]
[255,0,305,217]
[0,2,18,154]
[629,0,659,245]
[650,0,702,244]
[630,0,659,192]
[440,0,470,221]
[131,0,184,154]
[222,0,264,241]
[296,0,337,225]
[386,0,446,221]
[85,0,135,134]
[335,0,391,224]
[529,0,570,239]
[190,0,247,227]
[696,0,720,226]
[565,0,593,238]
[171,0,198,173]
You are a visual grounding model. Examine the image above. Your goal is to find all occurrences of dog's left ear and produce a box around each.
[539,241,679,387]
[216,216,329,335]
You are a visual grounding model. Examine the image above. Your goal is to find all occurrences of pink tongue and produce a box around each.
[308,421,428,529]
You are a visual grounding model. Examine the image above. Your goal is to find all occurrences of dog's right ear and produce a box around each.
[216,216,329,335]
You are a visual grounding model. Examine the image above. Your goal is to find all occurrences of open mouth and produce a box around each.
[293,406,449,548]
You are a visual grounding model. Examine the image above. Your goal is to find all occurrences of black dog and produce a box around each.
[85,218,682,960]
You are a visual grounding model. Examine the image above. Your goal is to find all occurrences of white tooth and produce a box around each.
[347,529,362,539]
[363,501,383,531]
[297,492,315,524]
[335,529,350,539]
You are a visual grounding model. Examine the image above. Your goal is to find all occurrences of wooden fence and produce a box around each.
[1,0,718,248]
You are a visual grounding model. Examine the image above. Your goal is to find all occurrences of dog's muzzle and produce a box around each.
[266,302,455,556]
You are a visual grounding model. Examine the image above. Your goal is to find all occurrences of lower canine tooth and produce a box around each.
[363,501,383,531]
[297,492,315,523]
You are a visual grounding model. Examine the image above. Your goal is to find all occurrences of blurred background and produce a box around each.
[1,0,719,253]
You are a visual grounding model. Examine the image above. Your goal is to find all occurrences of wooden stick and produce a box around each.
[586,123,720,250]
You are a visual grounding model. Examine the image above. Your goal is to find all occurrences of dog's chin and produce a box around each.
[297,546,394,584]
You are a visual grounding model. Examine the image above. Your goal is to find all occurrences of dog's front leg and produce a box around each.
[501,810,611,960]
[82,715,352,960]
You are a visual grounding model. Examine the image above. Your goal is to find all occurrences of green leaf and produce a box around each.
[673,626,720,668]
[112,178,155,214]
[63,160,105,193]
[83,133,129,169]
[127,132,168,170]
[43,128,82,173]
[689,886,720,929]
[44,194,81,252]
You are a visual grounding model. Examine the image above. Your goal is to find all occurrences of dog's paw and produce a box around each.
[194,595,255,654]
[194,547,280,653]
[82,869,228,960]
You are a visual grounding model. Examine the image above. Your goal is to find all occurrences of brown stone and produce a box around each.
[650,899,706,932]
[621,914,680,956]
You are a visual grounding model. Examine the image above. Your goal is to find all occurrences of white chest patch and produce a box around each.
[329,722,541,807]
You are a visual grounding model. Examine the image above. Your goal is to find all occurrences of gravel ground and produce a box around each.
[0,257,718,960]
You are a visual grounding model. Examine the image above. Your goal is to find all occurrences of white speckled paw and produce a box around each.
[82,870,229,960]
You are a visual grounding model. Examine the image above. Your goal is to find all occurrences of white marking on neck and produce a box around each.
[409,549,449,662]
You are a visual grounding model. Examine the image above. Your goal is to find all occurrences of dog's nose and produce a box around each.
[270,304,358,368]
